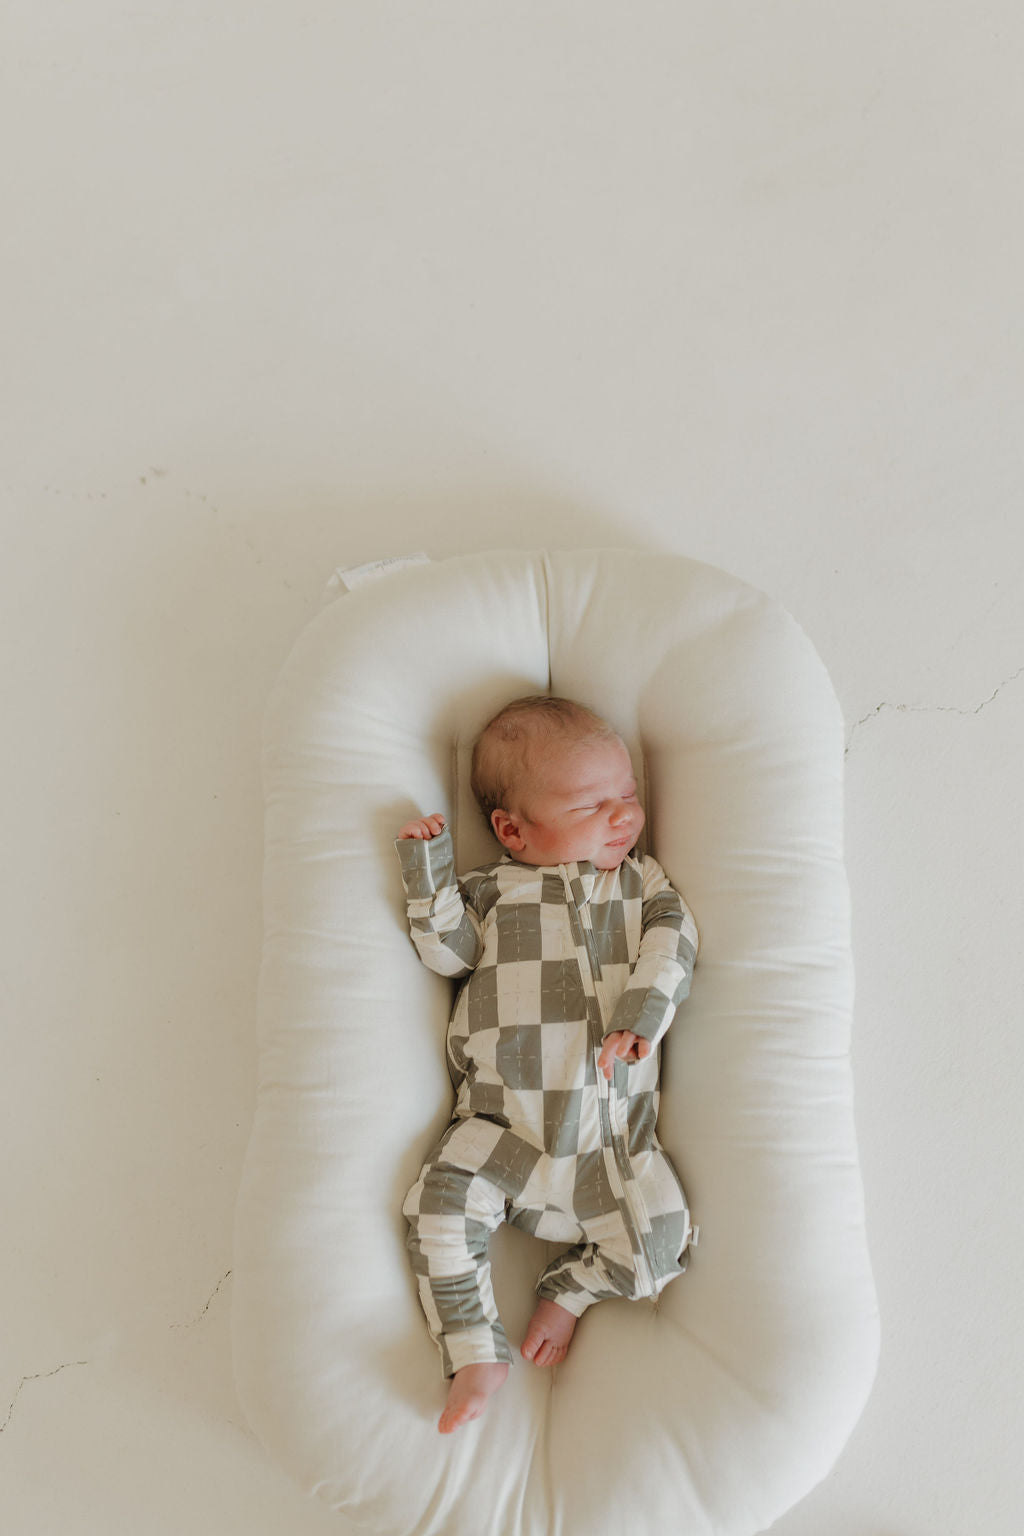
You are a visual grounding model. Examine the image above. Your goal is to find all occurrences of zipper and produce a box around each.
[562,867,657,1297]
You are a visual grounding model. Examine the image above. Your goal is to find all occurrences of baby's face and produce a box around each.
[496,735,645,869]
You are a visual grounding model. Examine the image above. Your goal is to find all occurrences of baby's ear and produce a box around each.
[490,808,524,852]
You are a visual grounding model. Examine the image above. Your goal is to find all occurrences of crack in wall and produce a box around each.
[845,663,1024,754]
[1,1269,234,1436]
[170,1269,233,1331]
[1,1361,90,1435]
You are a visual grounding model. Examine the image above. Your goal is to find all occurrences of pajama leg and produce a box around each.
[534,1150,695,1316]
[536,1213,694,1315]
[534,1207,645,1316]
[403,1157,513,1378]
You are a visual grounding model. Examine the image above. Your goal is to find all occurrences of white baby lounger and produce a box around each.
[231,548,878,1536]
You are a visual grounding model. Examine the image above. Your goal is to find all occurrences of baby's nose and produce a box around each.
[609,801,631,824]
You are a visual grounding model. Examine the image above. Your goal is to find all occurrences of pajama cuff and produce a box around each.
[394,823,456,899]
[442,1325,515,1378]
[533,1282,603,1319]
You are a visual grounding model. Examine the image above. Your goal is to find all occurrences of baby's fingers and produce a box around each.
[598,1031,651,1078]
[397,814,448,840]
[596,1038,616,1079]
[598,1032,628,1079]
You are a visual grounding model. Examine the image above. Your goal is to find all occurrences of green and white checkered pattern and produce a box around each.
[397,826,698,1377]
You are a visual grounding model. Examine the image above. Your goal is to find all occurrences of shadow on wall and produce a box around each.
[246,478,656,611]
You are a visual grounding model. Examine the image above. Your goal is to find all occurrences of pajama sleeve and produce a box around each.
[603,855,699,1049]
[394,825,484,978]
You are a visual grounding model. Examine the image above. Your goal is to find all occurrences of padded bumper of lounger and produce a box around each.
[231,548,878,1536]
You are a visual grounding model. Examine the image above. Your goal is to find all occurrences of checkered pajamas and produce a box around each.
[396,826,699,1377]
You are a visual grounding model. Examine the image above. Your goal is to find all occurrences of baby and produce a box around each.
[395,695,699,1434]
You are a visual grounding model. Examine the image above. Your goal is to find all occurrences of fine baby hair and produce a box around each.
[469,694,620,823]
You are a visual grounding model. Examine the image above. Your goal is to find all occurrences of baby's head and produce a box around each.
[470,695,645,870]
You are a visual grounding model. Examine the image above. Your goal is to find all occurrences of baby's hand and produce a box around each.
[397,813,448,841]
[597,1030,652,1080]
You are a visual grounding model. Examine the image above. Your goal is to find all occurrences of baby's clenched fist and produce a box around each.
[397,813,448,841]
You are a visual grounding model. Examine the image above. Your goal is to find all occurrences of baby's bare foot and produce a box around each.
[521,1299,577,1367]
[438,1362,509,1434]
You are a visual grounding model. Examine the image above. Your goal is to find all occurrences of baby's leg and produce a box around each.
[403,1154,512,1431]
[533,1156,695,1325]
[510,1211,612,1369]
[533,1208,643,1326]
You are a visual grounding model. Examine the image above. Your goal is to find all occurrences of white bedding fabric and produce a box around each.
[231,548,878,1536]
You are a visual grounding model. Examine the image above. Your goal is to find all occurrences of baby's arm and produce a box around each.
[395,815,484,978]
[601,856,699,1057]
